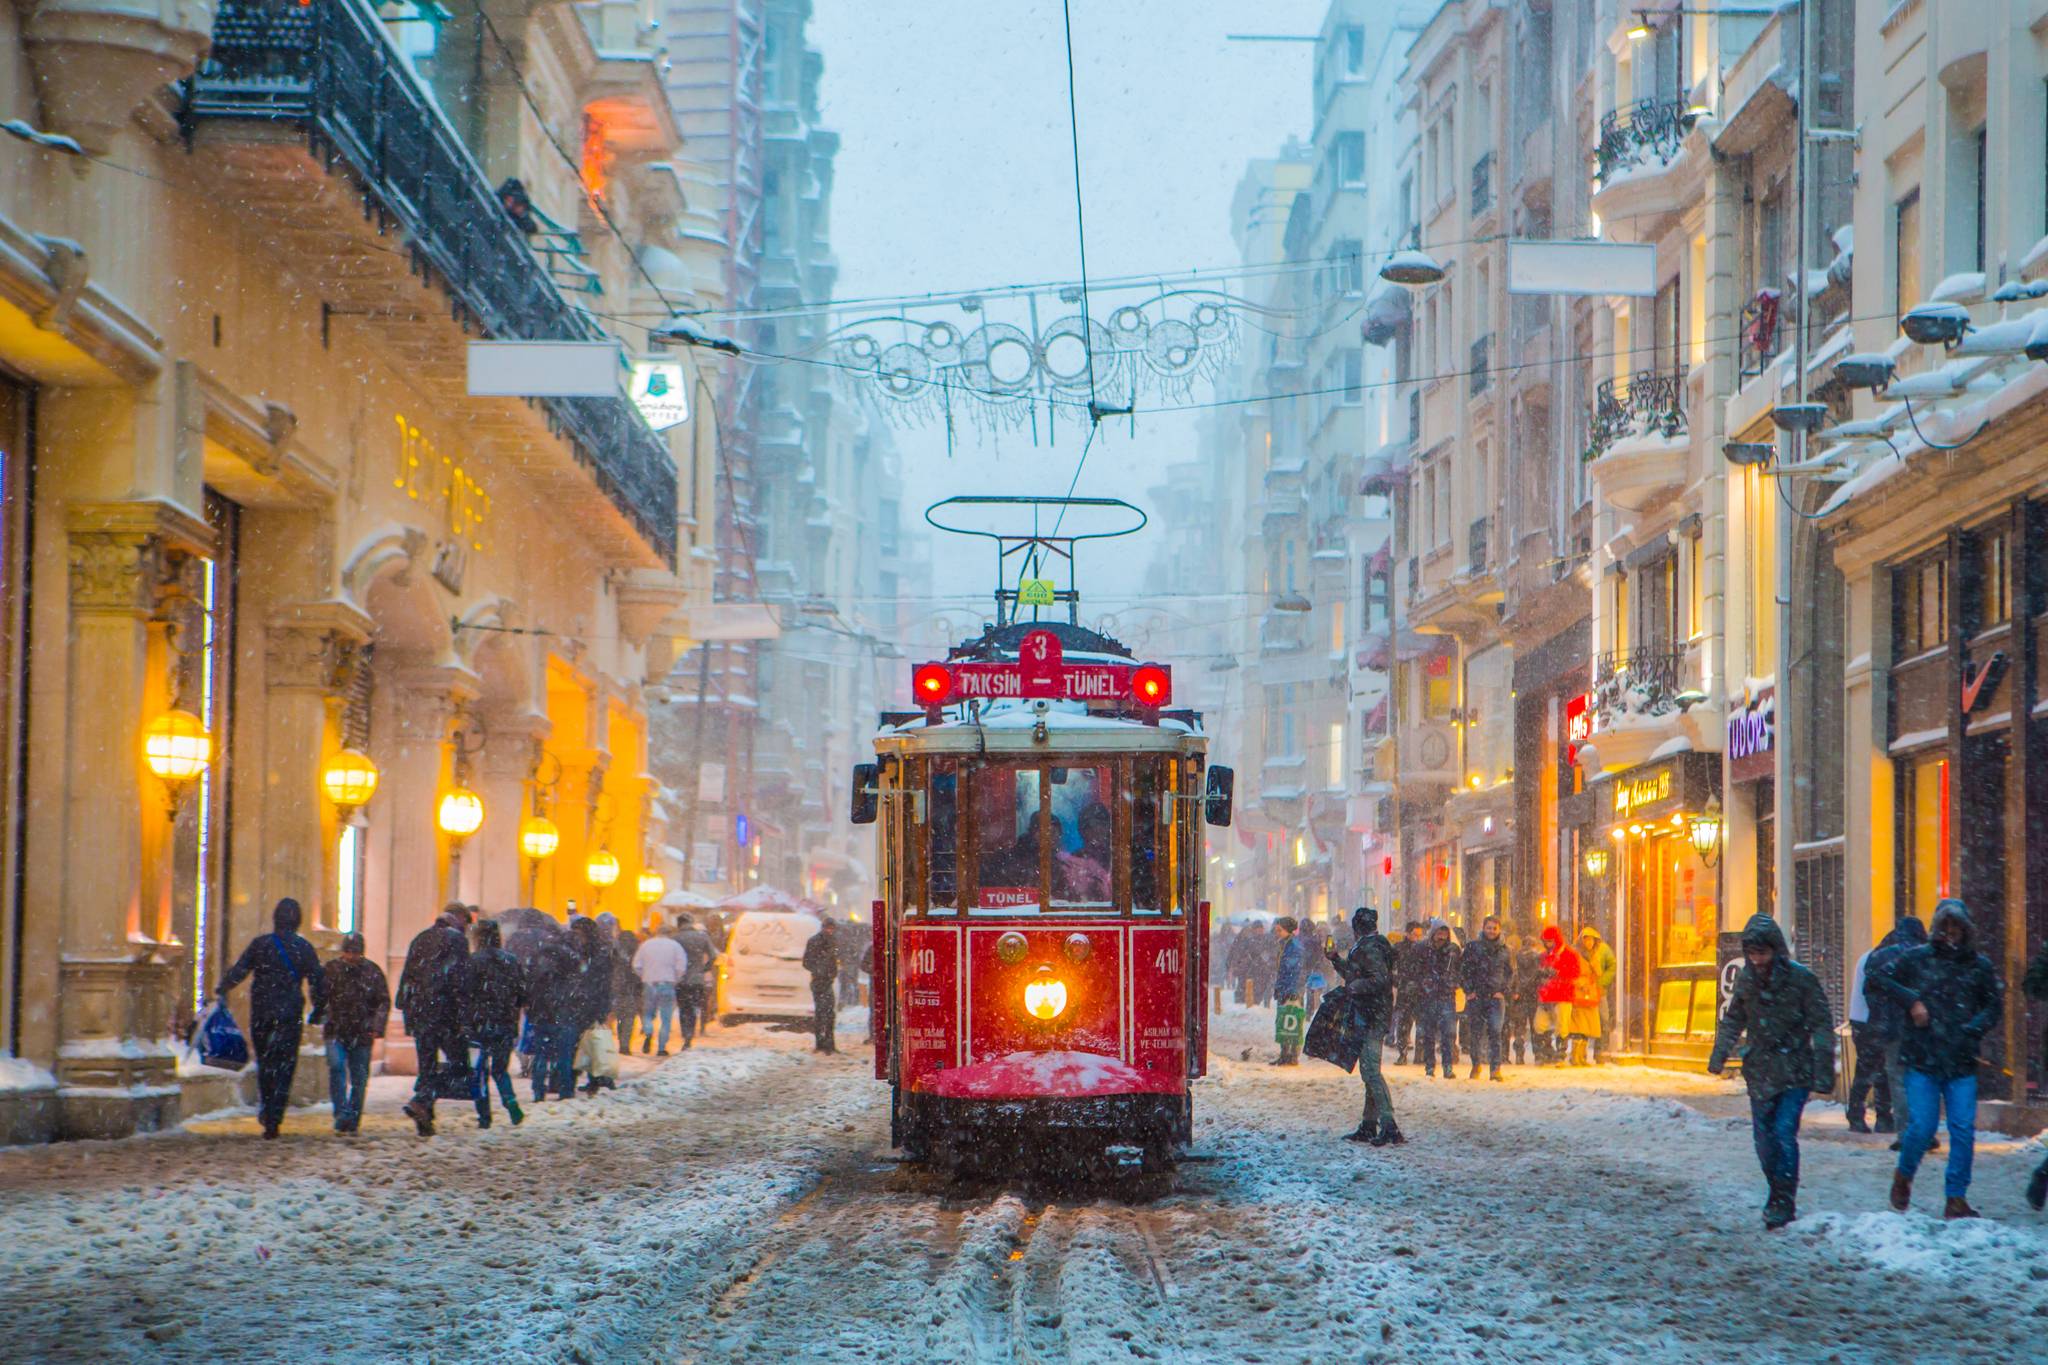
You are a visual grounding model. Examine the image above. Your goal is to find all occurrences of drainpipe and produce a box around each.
[1774,0,1810,945]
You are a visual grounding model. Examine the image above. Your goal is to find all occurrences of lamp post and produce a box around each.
[143,708,211,814]
[437,786,484,902]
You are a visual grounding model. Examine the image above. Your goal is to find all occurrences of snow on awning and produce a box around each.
[1357,444,1413,495]
[1360,281,1413,347]
[1354,629,1449,671]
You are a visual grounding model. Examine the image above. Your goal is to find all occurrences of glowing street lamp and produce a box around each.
[1582,846,1611,880]
[519,815,560,860]
[586,848,620,888]
[636,868,665,905]
[144,708,210,813]
[321,748,380,811]
[437,787,485,839]
[1688,798,1724,868]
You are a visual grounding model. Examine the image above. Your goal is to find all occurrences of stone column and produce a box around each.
[475,712,549,913]
[261,603,373,940]
[373,665,475,1075]
[57,501,211,1139]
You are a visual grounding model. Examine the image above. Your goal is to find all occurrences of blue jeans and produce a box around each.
[1899,1069,1977,1199]
[1748,1087,1808,1191]
[531,1021,579,1100]
[1418,999,1459,1073]
[471,1035,517,1119]
[642,982,678,1051]
[1466,996,1505,1069]
[325,1040,372,1126]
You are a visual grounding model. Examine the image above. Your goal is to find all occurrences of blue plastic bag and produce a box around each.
[195,999,250,1071]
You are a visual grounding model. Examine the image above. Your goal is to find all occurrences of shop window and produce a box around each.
[1900,754,1951,916]
[1895,188,1922,320]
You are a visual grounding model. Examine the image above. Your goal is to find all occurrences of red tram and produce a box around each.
[851,499,1233,1174]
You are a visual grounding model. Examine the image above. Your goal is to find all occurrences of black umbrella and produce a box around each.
[493,906,562,968]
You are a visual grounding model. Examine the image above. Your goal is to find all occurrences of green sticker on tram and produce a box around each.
[1018,578,1057,606]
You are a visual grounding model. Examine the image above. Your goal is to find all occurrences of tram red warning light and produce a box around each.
[1131,664,1170,707]
[912,663,953,705]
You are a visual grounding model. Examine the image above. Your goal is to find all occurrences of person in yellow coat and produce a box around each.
[1578,926,1617,1063]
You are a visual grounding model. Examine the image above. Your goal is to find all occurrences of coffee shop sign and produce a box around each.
[1728,691,1774,762]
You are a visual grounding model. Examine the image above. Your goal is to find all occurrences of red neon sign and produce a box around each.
[1565,693,1592,762]
[911,630,1169,707]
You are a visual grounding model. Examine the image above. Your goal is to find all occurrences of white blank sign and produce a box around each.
[1507,239,1657,297]
[467,340,622,397]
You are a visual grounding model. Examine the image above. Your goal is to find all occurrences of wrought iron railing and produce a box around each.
[1592,645,1688,719]
[1593,96,1688,184]
[1469,333,1492,396]
[184,0,679,566]
[1583,367,1687,462]
[1470,151,1494,214]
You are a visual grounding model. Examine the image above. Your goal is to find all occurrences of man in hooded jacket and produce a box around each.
[217,897,327,1139]
[397,903,472,1135]
[671,913,720,1045]
[804,918,841,1054]
[1869,898,2003,1219]
[1708,913,1835,1230]
[1412,919,1462,1079]
[1863,913,1929,1151]
[461,918,527,1129]
[1459,915,1512,1080]
[1325,907,1402,1146]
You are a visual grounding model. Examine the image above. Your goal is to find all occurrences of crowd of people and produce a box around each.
[213,899,725,1138]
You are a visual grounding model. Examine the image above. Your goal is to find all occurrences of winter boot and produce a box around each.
[1343,1120,1375,1143]
[1874,1116,1896,1134]
[403,1100,436,1137]
[1369,1119,1405,1147]
[1468,1062,1480,1080]
[1944,1197,1980,1220]
[2026,1159,2048,1212]
[1889,1170,1913,1212]
[507,1099,525,1127]
[476,1102,492,1130]
[1763,1181,1796,1230]
[261,1122,279,1140]
[1490,1067,1503,1082]
[1847,1114,1871,1134]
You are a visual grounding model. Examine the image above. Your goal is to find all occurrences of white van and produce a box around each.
[721,908,822,1023]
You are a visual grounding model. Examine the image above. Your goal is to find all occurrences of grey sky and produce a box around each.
[809,0,1323,624]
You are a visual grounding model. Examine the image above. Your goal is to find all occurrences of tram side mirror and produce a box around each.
[1203,765,1235,827]
[849,763,879,825]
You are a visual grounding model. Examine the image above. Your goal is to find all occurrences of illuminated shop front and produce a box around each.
[1591,751,1722,1064]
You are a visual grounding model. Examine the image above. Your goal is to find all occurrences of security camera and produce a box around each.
[1832,353,1896,391]
[1899,301,1972,347]
[1722,441,1774,466]
[1770,403,1830,434]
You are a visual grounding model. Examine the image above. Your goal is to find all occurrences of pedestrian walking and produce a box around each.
[1870,898,2004,1220]
[594,913,640,1055]
[1413,918,1461,1079]
[1577,926,1616,1063]
[461,917,527,1129]
[2025,938,2048,1211]
[1271,916,1305,1065]
[396,902,472,1136]
[1845,936,1894,1134]
[317,932,388,1134]
[1225,922,1258,1006]
[1392,922,1426,1064]
[1708,914,1836,1230]
[837,918,865,1007]
[1460,915,1511,1080]
[804,916,841,1053]
[1864,914,1931,1152]
[1300,920,1331,1019]
[1321,906,1401,1145]
[1506,933,1544,1066]
[1537,925,1584,1065]
[632,922,688,1055]
[216,897,327,1140]
[574,917,621,1094]
[672,913,719,1045]
[527,917,592,1101]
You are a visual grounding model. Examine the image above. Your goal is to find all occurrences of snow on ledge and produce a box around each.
[0,1055,58,1093]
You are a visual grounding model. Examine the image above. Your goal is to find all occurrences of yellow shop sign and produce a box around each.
[1612,767,1672,818]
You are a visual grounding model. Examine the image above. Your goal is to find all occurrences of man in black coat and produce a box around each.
[462,917,527,1129]
[1324,906,1401,1146]
[672,913,721,1045]
[1507,934,1546,1065]
[526,920,592,1101]
[803,917,841,1054]
[397,903,472,1135]
[1412,919,1462,1079]
[1870,898,2004,1219]
[217,897,327,1139]
[1460,915,1512,1081]
[1863,913,1930,1150]
[1391,922,1425,1064]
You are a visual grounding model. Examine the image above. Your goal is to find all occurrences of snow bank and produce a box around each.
[0,1054,56,1093]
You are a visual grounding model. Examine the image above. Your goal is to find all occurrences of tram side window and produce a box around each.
[927,761,960,915]
[974,765,1045,914]
[1049,764,1113,912]
[1131,760,1164,914]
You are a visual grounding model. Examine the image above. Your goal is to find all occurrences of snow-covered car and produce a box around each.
[721,908,823,1023]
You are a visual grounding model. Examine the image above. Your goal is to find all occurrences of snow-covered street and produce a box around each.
[3,1007,2046,1363]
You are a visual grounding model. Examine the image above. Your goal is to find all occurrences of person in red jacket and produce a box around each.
[1538,925,1586,1067]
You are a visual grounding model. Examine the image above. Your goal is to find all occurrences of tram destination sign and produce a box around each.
[912,630,1170,707]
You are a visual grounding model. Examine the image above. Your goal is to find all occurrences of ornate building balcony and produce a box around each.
[1583,368,1688,512]
[184,0,679,568]
[1590,97,1698,224]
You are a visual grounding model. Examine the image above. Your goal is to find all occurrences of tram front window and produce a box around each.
[970,763,1114,914]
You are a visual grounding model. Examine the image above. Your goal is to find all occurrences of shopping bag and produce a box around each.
[1274,1001,1307,1046]
[575,1025,620,1080]
[194,999,251,1072]
[1303,993,1357,1072]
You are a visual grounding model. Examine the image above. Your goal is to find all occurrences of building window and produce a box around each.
[1434,458,1452,549]
[1343,26,1364,74]
[1687,526,1704,639]
[1331,239,1364,296]
[1894,188,1922,319]
[1341,349,1364,404]
[1422,656,1454,719]
[1977,528,2008,629]
[1328,722,1345,789]
[1894,553,1947,657]
[1337,131,1365,185]
[1613,571,1630,655]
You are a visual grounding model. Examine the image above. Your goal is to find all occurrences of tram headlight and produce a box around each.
[1023,967,1068,1021]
